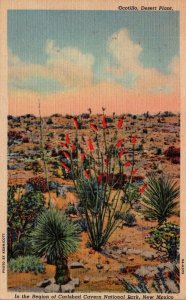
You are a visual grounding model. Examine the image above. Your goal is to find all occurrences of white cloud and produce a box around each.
[44,40,94,88]
[8,40,95,91]
[106,28,179,94]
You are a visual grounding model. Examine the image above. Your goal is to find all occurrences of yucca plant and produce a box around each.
[31,209,81,285]
[142,174,179,225]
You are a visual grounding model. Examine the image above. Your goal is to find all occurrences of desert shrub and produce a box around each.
[155,148,162,155]
[121,183,140,208]
[47,132,54,138]
[142,174,179,225]
[136,144,144,151]
[116,212,136,227]
[164,146,180,158]
[51,149,58,157]
[171,157,180,164]
[9,256,45,273]
[27,176,48,193]
[74,218,88,232]
[163,111,176,117]
[46,118,53,124]
[12,238,33,258]
[121,264,179,293]
[22,137,29,143]
[25,161,42,174]
[58,115,143,250]
[8,187,45,258]
[146,223,180,261]
[65,203,78,215]
[8,130,22,140]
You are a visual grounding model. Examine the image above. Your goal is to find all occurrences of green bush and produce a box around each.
[116,212,136,227]
[146,223,180,261]
[9,256,45,273]
[65,203,78,215]
[121,264,179,293]
[8,187,45,259]
[121,183,140,208]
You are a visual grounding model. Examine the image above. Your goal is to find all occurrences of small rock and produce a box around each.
[128,257,134,261]
[119,264,126,273]
[83,276,90,283]
[61,283,75,293]
[96,263,104,270]
[37,279,52,288]
[127,248,142,255]
[142,250,156,260]
[45,283,59,293]
[71,278,80,287]
[69,261,85,269]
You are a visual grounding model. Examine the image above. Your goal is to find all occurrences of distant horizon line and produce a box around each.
[8,110,180,118]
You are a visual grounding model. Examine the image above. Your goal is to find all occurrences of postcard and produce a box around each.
[0,0,186,299]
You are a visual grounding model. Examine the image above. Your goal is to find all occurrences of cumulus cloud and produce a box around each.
[106,28,179,94]
[8,40,95,91]
[45,40,94,88]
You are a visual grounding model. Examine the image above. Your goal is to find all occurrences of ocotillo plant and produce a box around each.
[38,100,52,207]
[59,115,145,250]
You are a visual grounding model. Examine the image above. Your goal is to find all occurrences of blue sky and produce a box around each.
[8,10,179,94]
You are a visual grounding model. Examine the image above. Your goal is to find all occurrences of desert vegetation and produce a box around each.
[7,111,180,293]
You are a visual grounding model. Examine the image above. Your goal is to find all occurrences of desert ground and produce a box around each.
[7,112,180,293]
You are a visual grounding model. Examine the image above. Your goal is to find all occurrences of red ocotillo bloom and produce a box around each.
[132,169,138,175]
[97,174,102,184]
[63,151,70,160]
[124,161,131,167]
[132,134,137,144]
[59,142,68,148]
[73,118,79,129]
[84,169,90,179]
[117,118,123,129]
[88,139,94,151]
[102,115,107,129]
[105,156,110,167]
[90,123,98,132]
[116,138,125,148]
[71,144,75,152]
[139,184,147,194]
[81,153,85,162]
[65,134,70,145]
[119,149,125,159]
[61,162,70,172]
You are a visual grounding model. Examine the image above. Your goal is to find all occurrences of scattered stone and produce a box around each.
[45,283,59,293]
[142,250,156,260]
[96,263,104,270]
[71,278,80,287]
[69,261,85,269]
[119,264,126,273]
[37,279,52,288]
[83,276,90,283]
[128,257,135,261]
[127,248,142,255]
[165,278,179,293]
[61,283,75,293]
